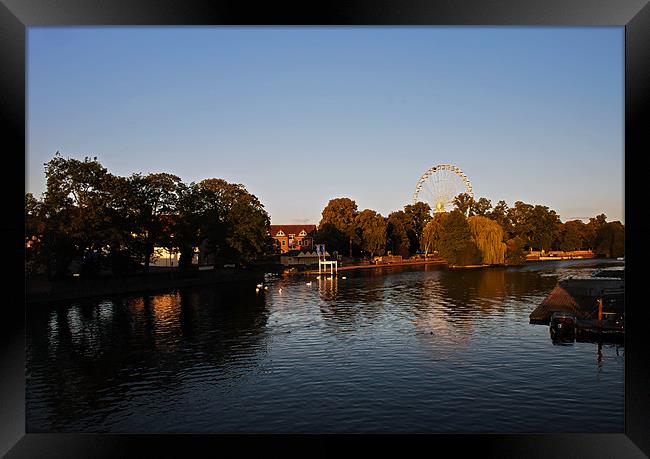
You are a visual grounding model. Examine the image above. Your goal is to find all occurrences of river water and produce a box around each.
[26,259,624,433]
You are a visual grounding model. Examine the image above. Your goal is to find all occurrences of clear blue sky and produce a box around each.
[27,27,624,224]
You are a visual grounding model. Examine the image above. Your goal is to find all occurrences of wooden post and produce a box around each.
[597,298,603,321]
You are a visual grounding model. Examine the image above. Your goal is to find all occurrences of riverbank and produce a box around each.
[26,268,264,304]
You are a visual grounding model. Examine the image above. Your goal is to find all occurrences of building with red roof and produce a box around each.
[269,224,316,254]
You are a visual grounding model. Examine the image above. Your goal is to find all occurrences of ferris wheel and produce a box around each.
[413,164,474,213]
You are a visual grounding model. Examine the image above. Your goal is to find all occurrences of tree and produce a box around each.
[42,153,115,278]
[403,202,432,254]
[488,200,511,234]
[126,172,181,271]
[386,211,410,257]
[529,205,561,251]
[319,198,359,257]
[197,178,270,263]
[103,174,147,275]
[470,197,493,217]
[26,193,46,275]
[437,210,481,266]
[584,214,607,250]
[558,220,586,252]
[315,223,346,255]
[452,193,475,216]
[594,221,624,258]
[172,182,206,271]
[467,215,506,265]
[507,201,534,247]
[222,186,270,263]
[505,236,527,265]
[505,201,560,251]
[355,209,387,258]
[420,214,444,256]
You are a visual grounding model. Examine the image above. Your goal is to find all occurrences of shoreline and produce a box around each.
[26,268,264,304]
[26,257,619,303]
[296,255,616,276]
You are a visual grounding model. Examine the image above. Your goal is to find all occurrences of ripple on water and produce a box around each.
[26,261,624,433]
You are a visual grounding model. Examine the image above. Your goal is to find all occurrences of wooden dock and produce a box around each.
[575,318,624,340]
[530,276,625,340]
[300,259,447,276]
[530,277,624,324]
[529,283,593,324]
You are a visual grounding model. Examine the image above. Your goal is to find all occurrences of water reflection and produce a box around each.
[27,282,270,431]
[27,260,624,433]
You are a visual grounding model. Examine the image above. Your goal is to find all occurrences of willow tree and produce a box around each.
[467,215,506,265]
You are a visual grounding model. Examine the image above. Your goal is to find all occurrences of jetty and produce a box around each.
[529,268,624,340]
[300,258,447,276]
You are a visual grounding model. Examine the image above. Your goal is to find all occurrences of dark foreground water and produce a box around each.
[26,259,624,433]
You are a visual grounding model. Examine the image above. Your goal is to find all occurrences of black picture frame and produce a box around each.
[2,0,648,457]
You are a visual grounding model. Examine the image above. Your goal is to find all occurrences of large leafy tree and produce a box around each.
[173,182,210,270]
[470,197,493,217]
[319,198,359,257]
[194,178,271,264]
[403,202,432,253]
[220,185,270,263]
[26,193,46,274]
[584,213,607,250]
[594,221,624,258]
[103,174,147,274]
[558,220,586,252]
[41,153,115,277]
[386,211,411,257]
[507,201,534,246]
[437,210,481,266]
[420,213,444,256]
[467,215,506,265]
[452,193,475,216]
[315,223,347,256]
[126,172,182,271]
[488,200,511,233]
[355,209,387,259]
[529,205,561,251]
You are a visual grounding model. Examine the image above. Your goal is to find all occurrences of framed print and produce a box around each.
[2,0,649,457]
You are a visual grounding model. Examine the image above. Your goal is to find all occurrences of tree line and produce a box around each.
[26,153,270,279]
[315,194,624,266]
